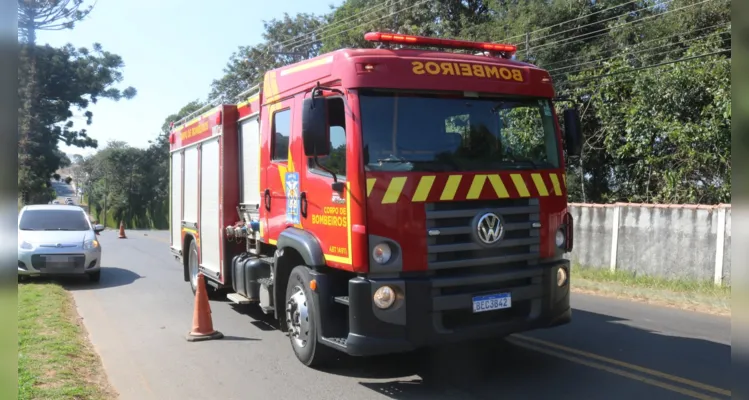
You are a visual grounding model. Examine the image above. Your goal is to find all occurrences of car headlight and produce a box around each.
[19,241,33,250]
[372,243,392,264]
[373,286,396,309]
[83,239,100,250]
[555,229,565,248]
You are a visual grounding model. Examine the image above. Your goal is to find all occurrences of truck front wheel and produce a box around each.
[285,265,334,367]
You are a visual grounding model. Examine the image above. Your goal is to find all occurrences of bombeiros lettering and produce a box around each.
[179,121,210,141]
[411,61,524,82]
[311,206,347,227]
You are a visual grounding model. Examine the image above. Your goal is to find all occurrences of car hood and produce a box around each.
[19,230,94,246]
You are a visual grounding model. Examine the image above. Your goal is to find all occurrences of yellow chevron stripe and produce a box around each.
[382,177,407,204]
[563,174,567,187]
[487,175,510,198]
[367,178,376,197]
[412,176,435,202]
[531,173,549,196]
[440,175,462,201]
[550,173,562,196]
[511,174,530,197]
[466,175,487,199]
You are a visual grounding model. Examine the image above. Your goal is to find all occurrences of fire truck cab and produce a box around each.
[169,32,583,367]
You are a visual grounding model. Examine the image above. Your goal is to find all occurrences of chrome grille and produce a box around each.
[425,198,540,271]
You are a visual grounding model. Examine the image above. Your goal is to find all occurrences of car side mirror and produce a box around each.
[563,108,583,157]
[302,96,330,157]
[94,224,104,233]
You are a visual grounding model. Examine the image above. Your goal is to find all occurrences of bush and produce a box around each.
[64,176,72,184]
[52,173,60,181]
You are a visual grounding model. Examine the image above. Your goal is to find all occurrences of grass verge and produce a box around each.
[18,282,116,400]
[571,265,731,316]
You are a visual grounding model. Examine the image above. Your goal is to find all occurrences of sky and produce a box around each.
[37,0,342,158]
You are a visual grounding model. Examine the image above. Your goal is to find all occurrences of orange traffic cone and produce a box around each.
[186,273,224,342]
[118,221,127,239]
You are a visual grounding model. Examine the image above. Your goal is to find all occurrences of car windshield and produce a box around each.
[359,90,560,172]
[19,209,90,231]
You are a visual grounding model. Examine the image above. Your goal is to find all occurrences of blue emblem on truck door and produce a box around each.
[285,172,300,224]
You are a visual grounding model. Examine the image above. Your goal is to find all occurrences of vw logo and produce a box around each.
[477,213,503,244]
[55,243,62,248]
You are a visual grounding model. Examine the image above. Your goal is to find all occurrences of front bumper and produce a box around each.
[343,261,571,356]
[18,247,102,276]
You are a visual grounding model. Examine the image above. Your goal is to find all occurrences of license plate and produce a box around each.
[472,292,512,313]
[45,255,70,263]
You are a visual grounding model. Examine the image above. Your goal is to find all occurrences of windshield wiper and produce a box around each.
[44,228,74,231]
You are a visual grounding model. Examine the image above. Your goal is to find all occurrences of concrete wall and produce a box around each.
[565,203,731,286]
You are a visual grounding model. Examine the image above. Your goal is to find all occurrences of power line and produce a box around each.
[539,21,729,69]
[519,0,674,49]
[548,29,729,75]
[277,0,399,50]
[558,48,730,87]
[497,0,648,44]
[288,0,432,52]
[516,0,722,55]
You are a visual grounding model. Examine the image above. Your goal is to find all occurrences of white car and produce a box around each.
[18,205,104,282]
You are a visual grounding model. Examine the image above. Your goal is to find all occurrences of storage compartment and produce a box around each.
[231,254,271,300]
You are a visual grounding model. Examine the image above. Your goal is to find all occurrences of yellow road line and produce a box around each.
[513,335,731,397]
[506,337,723,400]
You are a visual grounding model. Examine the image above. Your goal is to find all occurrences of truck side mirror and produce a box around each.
[563,108,583,157]
[302,97,330,157]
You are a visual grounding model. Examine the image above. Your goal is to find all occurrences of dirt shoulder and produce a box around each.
[18,281,117,400]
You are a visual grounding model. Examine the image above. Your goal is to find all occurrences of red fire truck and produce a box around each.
[169,32,582,366]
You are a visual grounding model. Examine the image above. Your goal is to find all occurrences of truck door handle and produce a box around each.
[300,192,307,218]
[264,189,271,211]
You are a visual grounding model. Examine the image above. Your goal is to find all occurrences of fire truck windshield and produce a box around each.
[359,90,561,172]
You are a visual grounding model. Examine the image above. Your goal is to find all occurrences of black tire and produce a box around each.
[88,270,101,283]
[285,265,334,367]
[187,240,223,299]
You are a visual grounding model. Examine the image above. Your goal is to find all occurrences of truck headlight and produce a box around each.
[555,229,565,248]
[373,286,396,309]
[83,239,99,250]
[372,243,392,264]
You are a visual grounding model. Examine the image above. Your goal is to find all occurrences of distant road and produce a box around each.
[66,230,731,400]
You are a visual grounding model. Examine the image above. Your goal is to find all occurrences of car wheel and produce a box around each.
[285,265,334,367]
[89,271,101,283]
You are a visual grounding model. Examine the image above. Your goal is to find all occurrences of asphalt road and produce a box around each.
[59,230,730,400]
[50,181,78,204]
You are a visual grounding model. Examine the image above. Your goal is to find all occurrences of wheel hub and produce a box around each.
[286,286,310,348]
[189,247,198,287]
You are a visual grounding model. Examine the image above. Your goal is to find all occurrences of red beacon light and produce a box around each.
[363,32,517,58]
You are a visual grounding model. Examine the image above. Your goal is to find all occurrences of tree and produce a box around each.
[18,1,137,204]
[52,173,60,181]
[209,13,327,102]
[64,176,72,184]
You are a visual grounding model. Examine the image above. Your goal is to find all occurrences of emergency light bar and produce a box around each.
[364,32,517,57]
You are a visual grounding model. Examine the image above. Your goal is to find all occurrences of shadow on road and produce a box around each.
[54,266,145,291]
[313,308,731,400]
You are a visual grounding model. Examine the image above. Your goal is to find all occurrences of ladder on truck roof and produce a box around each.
[171,84,261,129]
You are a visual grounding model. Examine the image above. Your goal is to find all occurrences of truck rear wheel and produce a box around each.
[187,239,221,299]
[285,265,334,367]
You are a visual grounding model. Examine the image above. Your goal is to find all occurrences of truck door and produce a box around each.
[264,98,299,241]
[299,95,351,267]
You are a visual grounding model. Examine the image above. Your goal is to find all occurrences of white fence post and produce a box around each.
[713,206,727,286]
[609,205,621,272]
